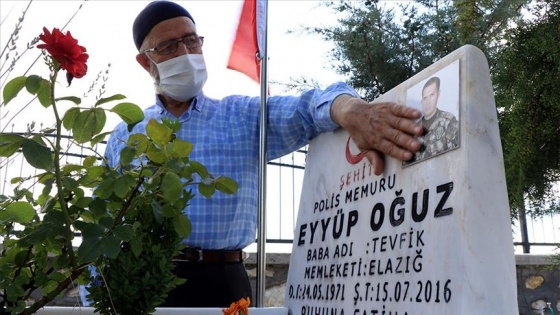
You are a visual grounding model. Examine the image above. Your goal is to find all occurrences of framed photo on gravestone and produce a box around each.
[403,60,460,166]
[284,45,518,315]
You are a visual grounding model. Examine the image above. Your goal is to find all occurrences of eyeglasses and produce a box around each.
[143,34,204,55]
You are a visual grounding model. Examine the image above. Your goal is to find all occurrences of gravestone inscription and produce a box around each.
[284,45,517,315]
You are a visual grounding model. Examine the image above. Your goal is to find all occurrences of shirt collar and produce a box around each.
[154,92,205,115]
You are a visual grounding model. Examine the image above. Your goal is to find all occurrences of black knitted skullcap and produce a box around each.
[133,1,195,50]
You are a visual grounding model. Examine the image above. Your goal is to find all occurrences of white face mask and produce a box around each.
[154,54,207,102]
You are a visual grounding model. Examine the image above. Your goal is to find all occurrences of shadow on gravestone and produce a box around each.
[284,45,518,315]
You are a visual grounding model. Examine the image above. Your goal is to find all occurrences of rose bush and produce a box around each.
[0,27,237,315]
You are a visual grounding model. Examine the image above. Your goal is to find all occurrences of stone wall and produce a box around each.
[41,254,559,314]
[515,255,559,315]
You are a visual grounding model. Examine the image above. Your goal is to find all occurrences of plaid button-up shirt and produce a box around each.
[104,82,359,250]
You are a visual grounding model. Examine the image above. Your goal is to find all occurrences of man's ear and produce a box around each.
[136,53,151,73]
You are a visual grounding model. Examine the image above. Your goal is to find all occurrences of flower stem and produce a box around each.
[50,69,76,267]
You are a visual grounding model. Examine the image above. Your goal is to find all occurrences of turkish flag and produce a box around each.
[227,0,266,83]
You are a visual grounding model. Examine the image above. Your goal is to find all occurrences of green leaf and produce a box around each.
[73,110,96,143]
[61,176,79,191]
[94,179,114,199]
[10,177,23,184]
[25,75,43,94]
[29,76,53,107]
[198,183,215,198]
[189,160,209,178]
[41,127,56,134]
[113,176,131,199]
[93,108,106,134]
[128,133,149,153]
[72,187,85,200]
[37,87,52,107]
[120,146,136,165]
[20,222,64,246]
[22,138,52,170]
[130,236,142,258]
[102,235,121,259]
[146,119,173,146]
[172,215,192,237]
[83,165,105,183]
[79,222,104,238]
[162,117,182,132]
[213,177,239,195]
[83,156,97,167]
[55,96,81,105]
[113,225,134,241]
[38,172,55,184]
[122,174,137,188]
[74,196,93,209]
[80,210,94,223]
[89,197,107,218]
[110,102,144,125]
[39,196,56,213]
[99,216,113,229]
[0,133,24,157]
[95,94,126,106]
[0,247,15,267]
[160,204,176,218]
[140,168,154,178]
[14,250,33,267]
[162,172,183,202]
[61,163,84,175]
[2,76,26,105]
[0,247,19,268]
[53,254,71,270]
[164,158,186,174]
[78,237,103,263]
[1,201,36,224]
[73,109,105,143]
[146,143,166,164]
[49,271,68,282]
[169,139,193,158]
[91,132,111,146]
[62,108,80,130]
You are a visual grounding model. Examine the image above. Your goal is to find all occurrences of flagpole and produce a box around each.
[256,0,268,308]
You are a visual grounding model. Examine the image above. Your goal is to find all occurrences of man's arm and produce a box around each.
[330,95,424,175]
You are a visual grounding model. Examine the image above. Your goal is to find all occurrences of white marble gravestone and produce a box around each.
[284,45,518,315]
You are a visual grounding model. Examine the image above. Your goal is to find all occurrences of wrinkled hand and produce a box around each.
[332,96,424,175]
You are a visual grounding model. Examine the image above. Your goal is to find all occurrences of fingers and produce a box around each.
[364,150,384,176]
[376,103,424,152]
[389,102,422,120]
[385,103,423,137]
[384,123,422,155]
[392,116,424,137]
[349,103,424,175]
[342,100,424,174]
[376,136,415,161]
[359,107,421,156]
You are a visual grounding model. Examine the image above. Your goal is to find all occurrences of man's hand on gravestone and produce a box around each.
[331,96,424,175]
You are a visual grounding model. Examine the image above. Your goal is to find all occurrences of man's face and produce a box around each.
[421,82,440,119]
[143,16,201,64]
[138,16,202,87]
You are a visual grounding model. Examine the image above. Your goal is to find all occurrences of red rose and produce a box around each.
[37,27,89,83]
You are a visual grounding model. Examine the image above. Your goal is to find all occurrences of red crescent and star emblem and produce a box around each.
[345,136,366,165]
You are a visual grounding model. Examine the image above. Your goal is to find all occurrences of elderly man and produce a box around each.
[84,0,423,308]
